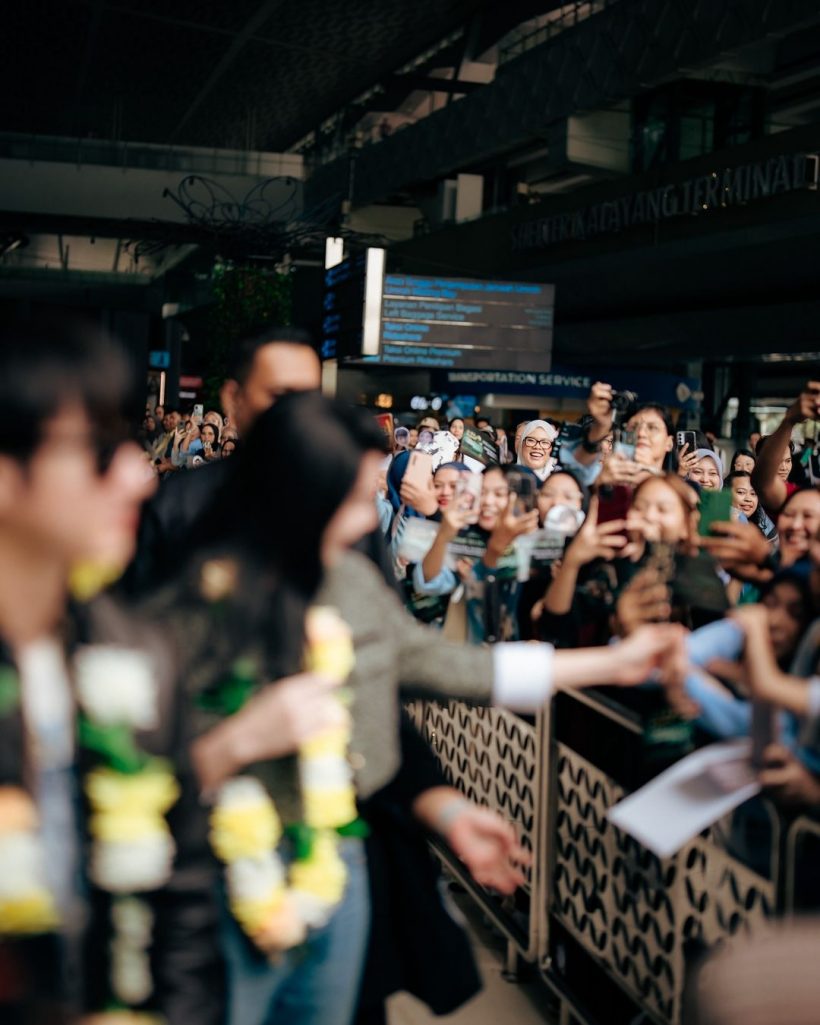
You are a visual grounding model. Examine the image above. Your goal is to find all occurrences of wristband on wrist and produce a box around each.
[434,796,471,835]
[581,432,600,454]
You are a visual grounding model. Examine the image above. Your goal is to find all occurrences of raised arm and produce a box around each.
[752,381,819,515]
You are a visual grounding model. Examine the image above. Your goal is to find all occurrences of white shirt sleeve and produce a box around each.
[492,642,554,711]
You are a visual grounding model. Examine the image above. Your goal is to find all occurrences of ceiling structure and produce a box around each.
[0,0,557,152]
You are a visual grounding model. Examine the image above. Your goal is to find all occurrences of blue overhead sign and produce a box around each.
[437,364,701,410]
[148,350,171,370]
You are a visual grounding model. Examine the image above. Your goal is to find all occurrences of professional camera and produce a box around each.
[610,389,638,421]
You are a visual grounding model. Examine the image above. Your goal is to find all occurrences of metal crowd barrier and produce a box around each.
[406,700,549,963]
[409,688,785,1025]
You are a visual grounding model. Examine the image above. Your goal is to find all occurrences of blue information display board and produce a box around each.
[377,274,554,371]
[321,249,554,371]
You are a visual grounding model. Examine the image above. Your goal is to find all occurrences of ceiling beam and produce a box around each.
[170,0,286,143]
[385,73,484,95]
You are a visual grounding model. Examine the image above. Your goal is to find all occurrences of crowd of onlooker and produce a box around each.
[138,404,238,474]
[380,380,820,813]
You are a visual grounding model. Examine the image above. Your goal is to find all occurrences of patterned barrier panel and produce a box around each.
[549,737,778,1025]
[407,699,544,958]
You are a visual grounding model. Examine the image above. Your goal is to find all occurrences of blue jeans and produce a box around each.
[223,838,370,1025]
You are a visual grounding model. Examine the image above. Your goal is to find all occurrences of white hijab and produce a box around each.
[516,419,559,482]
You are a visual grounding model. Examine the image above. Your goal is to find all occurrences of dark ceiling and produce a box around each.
[0,0,552,152]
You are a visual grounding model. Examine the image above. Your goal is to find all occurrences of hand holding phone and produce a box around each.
[697,489,734,537]
[506,470,537,517]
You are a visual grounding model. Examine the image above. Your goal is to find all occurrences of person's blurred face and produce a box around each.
[514,422,528,452]
[689,456,721,490]
[221,342,321,436]
[221,439,237,459]
[733,454,755,475]
[408,429,418,448]
[321,451,381,565]
[201,424,218,446]
[537,474,583,523]
[730,477,758,516]
[449,419,465,440]
[519,427,553,471]
[433,467,462,510]
[161,413,173,432]
[0,404,155,569]
[153,405,164,420]
[631,479,688,543]
[749,432,761,451]
[626,409,674,468]
[168,411,182,429]
[144,416,156,432]
[478,468,509,531]
[777,490,820,566]
[763,581,806,662]
[203,411,222,430]
[778,450,793,481]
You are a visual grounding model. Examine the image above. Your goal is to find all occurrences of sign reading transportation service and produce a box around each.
[321,247,554,371]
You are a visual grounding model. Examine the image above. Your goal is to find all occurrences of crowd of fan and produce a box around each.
[383,380,820,811]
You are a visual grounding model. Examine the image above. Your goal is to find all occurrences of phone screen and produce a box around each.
[697,489,734,536]
[507,471,536,516]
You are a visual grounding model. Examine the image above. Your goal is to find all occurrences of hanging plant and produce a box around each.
[201,262,293,409]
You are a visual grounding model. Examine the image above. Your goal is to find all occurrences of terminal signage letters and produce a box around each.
[512,152,819,252]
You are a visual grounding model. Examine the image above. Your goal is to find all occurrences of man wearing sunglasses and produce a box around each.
[0,320,223,1024]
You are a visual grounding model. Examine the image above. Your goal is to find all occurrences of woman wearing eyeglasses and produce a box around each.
[516,420,559,481]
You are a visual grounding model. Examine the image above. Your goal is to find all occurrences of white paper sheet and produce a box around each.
[607,739,761,860]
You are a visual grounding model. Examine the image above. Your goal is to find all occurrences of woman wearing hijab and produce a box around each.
[516,420,559,482]
[687,449,724,491]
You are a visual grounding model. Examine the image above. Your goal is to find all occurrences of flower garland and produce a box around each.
[0,642,180,1020]
[75,645,180,1013]
[209,602,360,957]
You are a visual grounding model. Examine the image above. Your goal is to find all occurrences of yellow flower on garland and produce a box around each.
[211,780,283,862]
[86,767,180,842]
[289,831,347,906]
[304,607,356,684]
[0,787,60,936]
[69,561,124,602]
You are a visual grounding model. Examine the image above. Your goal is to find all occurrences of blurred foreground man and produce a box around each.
[126,326,320,593]
[0,321,223,1025]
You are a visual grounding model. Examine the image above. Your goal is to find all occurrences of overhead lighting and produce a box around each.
[0,233,28,256]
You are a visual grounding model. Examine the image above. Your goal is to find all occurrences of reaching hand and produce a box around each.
[615,567,671,635]
[228,673,347,762]
[784,380,820,425]
[700,520,772,581]
[598,454,649,488]
[610,623,687,687]
[676,442,699,479]
[443,803,531,894]
[759,744,820,807]
[400,474,439,516]
[488,496,539,555]
[565,495,627,568]
[587,381,614,433]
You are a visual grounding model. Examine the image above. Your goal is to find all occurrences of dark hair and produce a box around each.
[726,470,752,485]
[229,392,387,598]
[627,402,674,437]
[730,448,756,472]
[540,468,590,512]
[448,417,465,428]
[0,318,135,463]
[226,325,316,384]
[200,422,221,445]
